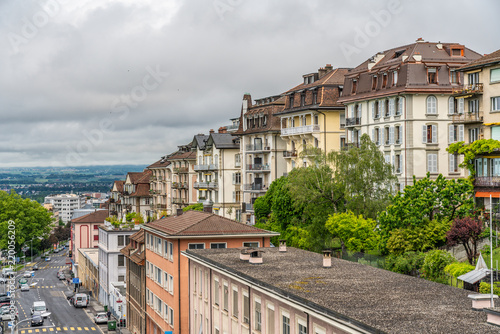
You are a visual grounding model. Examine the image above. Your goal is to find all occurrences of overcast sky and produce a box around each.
[0,0,498,167]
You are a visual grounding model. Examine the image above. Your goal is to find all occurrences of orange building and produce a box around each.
[142,208,279,334]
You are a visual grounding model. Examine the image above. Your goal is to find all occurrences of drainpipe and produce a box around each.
[274,134,277,178]
[222,150,225,217]
[403,95,407,188]
[178,239,181,333]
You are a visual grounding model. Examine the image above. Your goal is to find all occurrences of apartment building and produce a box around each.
[109,180,124,218]
[183,246,499,334]
[339,39,482,189]
[98,223,140,319]
[169,144,197,211]
[192,129,241,220]
[235,93,287,224]
[77,248,99,298]
[276,64,350,172]
[70,209,108,272]
[122,170,153,221]
[453,49,500,210]
[44,193,86,223]
[142,207,279,334]
[121,229,146,334]
[147,156,172,217]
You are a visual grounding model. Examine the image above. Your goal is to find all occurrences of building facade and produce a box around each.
[147,156,172,217]
[44,193,86,223]
[339,40,482,189]
[77,248,99,298]
[122,170,153,221]
[169,145,197,211]
[142,208,279,334]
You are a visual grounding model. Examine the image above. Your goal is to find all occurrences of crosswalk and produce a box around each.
[34,286,55,289]
[19,327,98,333]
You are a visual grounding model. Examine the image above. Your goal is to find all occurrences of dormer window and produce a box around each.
[300,92,306,106]
[427,67,438,84]
[382,73,388,88]
[371,76,378,90]
[393,50,405,58]
[351,79,358,94]
[289,95,294,108]
[450,70,459,84]
[393,71,398,86]
[451,47,464,57]
[312,89,318,104]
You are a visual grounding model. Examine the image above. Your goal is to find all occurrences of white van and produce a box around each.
[2,268,14,278]
[31,301,48,318]
[73,293,89,308]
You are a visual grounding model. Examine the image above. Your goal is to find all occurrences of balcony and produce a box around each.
[475,176,500,188]
[246,164,271,172]
[243,202,254,211]
[243,183,268,191]
[451,112,483,124]
[194,164,209,171]
[246,144,271,152]
[172,182,188,189]
[194,182,218,189]
[342,143,359,151]
[172,197,187,205]
[452,83,483,97]
[281,124,320,136]
[345,117,361,127]
[173,167,189,173]
[156,204,167,209]
[283,150,297,158]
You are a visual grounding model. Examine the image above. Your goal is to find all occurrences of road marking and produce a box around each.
[77,327,82,330]
[70,327,75,330]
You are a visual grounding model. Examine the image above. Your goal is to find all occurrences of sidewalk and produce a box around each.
[86,298,131,334]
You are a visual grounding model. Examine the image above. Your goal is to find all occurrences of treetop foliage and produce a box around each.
[447,139,500,176]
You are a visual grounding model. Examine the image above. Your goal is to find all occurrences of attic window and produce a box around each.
[393,50,405,58]
[427,67,438,84]
[451,48,464,57]
[351,79,357,94]
[371,75,378,90]
[382,73,388,88]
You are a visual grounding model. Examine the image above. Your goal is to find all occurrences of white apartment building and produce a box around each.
[44,193,86,223]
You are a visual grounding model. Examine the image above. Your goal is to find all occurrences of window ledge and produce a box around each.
[425,143,439,147]
[448,172,461,175]
[425,114,438,117]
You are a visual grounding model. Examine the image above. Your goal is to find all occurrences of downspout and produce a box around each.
[188,256,191,333]
[403,94,408,187]
[248,285,252,330]
[178,239,181,333]
[210,268,213,333]
[222,149,225,217]
[274,134,277,177]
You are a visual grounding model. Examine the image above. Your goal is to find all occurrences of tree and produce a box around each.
[182,203,203,212]
[325,211,379,254]
[420,249,456,284]
[448,139,500,176]
[0,190,53,252]
[446,217,484,265]
[378,174,474,252]
[384,251,425,276]
[386,219,451,255]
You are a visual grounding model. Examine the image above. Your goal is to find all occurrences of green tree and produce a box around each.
[444,262,474,279]
[448,139,500,176]
[384,251,425,276]
[183,203,203,212]
[325,211,379,254]
[421,250,456,284]
[0,190,53,252]
[378,174,474,252]
[386,219,451,255]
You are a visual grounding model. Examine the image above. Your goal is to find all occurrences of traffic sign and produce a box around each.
[72,278,80,284]
[31,272,35,277]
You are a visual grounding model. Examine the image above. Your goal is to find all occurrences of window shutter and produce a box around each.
[232,191,236,202]
[432,125,437,143]
[449,154,455,173]
[458,125,464,142]
[371,102,375,119]
[427,155,432,172]
[449,125,455,143]
[358,104,362,114]
[399,126,403,144]
[372,129,375,142]
[232,173,236,185]
[448,97,454,114]
[433,154,438,172]
[399,155,403,170]
[380,129,384,145]
[392,155,395,168]
[422,125,427,143]
[458,98,464,113]
[389,127,394,144]
[350,105,354,118]
[389,99,395,116]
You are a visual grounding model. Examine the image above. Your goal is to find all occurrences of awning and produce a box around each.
[476,191,500,198]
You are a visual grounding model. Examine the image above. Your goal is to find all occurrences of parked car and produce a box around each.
[23,271,34,278]
[45,257,51,262]
[94,312,108,324]
[0,306,18,321]
[32,265,38,270]
[0,296,11,304]
[72,293,89,308]
[20,284,30,292]
[0,278,6,284]
[31,311,44,326]
[57,272,66,280]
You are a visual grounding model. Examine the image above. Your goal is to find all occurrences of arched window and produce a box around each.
[426,96,437,114]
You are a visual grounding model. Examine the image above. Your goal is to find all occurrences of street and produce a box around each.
[11,251,102,334]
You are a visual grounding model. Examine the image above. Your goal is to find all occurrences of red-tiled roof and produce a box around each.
[146,210,279,237]
[460,48,500,70]
[130,183,150,197]
[71,210,109,223]
[113,181,124,192]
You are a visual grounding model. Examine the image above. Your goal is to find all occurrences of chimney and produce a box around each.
[318,67,326,79]
[218,127,227,134]
[176,208,183,216]
[209,129,214,134]
[240,248,250,261]
[416,37,424,43]
[279,239,287,252]
[468,293,498,310]
[322,250,332,268]
[249,249,264,265]
[203,199,213,213]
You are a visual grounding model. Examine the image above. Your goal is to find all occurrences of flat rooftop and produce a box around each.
[185,247,499,334]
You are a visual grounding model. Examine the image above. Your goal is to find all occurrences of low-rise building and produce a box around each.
[183,246,499,334]
[77,248,99,298]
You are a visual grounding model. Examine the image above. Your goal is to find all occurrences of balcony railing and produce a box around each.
[174,167,189,173]
[172,182,188,189]
[452,83,484,96]
[194,164,209,171]
[340,123,346,129]
[345,117,361,127]
[243,183,268,191]
[475,176,500,188]
[156,204,167,209]
[246,144,271,152]
[281,124,320,136]
[247,164,271,171]
[243,202,254,211]
[451,112,483,124]
[342,143,359,151]
[283,150,297,158]
[194,182,218,189]
[172,197,187,204]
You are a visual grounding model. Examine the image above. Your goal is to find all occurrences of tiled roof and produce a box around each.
[147,157,171,169]
[129,183,151,197]
[459,48,500,71]
[168,150,196,161]
[234,95,286,135]
[186,247,500,334]
[130,229,145,243]
[71,209,109,223]
[192,135,209,150]
[208,133,239,149]
[146,210,279,237]
[113,181,124,192]
[121,229,145,265]
[284,67,350,94]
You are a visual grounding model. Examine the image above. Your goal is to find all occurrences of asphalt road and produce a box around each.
[9,251,102,334]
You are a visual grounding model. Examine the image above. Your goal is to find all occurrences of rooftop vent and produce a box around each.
[249,249,264,265]
[240,248,251,261]
[322,249,332,268]
[203,199,213,213]
[468,293,497,310]
[416,37,424,43]
[176,208,183,216]
[279,239,286,252]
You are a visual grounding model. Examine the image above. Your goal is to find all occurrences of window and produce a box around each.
[282,314,290,334]
[243,294,249,324]
[427,67,437,84]
[312,89,318,104]
[210,243,226,249]
[94,225,99,230]
[372,128,380,146]
[426,96,437,114]
[232,288,239,318]
[451,48,463,57]
[298,323,307,334]
[491,68,500,83]
[169,275,174,294]
[394,154,402,174]
[118,275,125,282]
[289,95,294,108]
[235,153,241,167]
[449,124,464,143]
[300,92,306,106]
[469,72,479,85]
[371,75,378,90]
[448,97,456,114]
[223,284,229,311]
[469,99,479,113]
[395,125,402,144]
[93,235,98,241]
[393,71,398,86]
[255,300,262,331]
[423,124,438,144]
[351,79,357,94]
[469,128,479,143]
[427,153,438,173]
[449,154,459,173]
[118,254,125,267]
[384,99,390,117]
[118,235,125,246]
[169,307,174,327]
[214,279,220,306]
[233,172,241,185]
[267,306,275,333]
[450,70,459,84]
[188,243,205,250]
[492,97,500,111]
[243,242,259,247]
[155,267,162,285]
[382,73,388,88]
[169,242,173,261]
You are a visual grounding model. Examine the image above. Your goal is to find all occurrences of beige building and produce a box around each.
[77,248,99,298]
[276,64,350,172]
[122,170,153,221]
[169,145,197,211]
[339,40,482,189]
[147,157,172,217]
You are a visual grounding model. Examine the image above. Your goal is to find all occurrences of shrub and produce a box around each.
[444,262,474,278]
[479,282,500,295]
[384,251,425,276]
[421,250,456,283]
